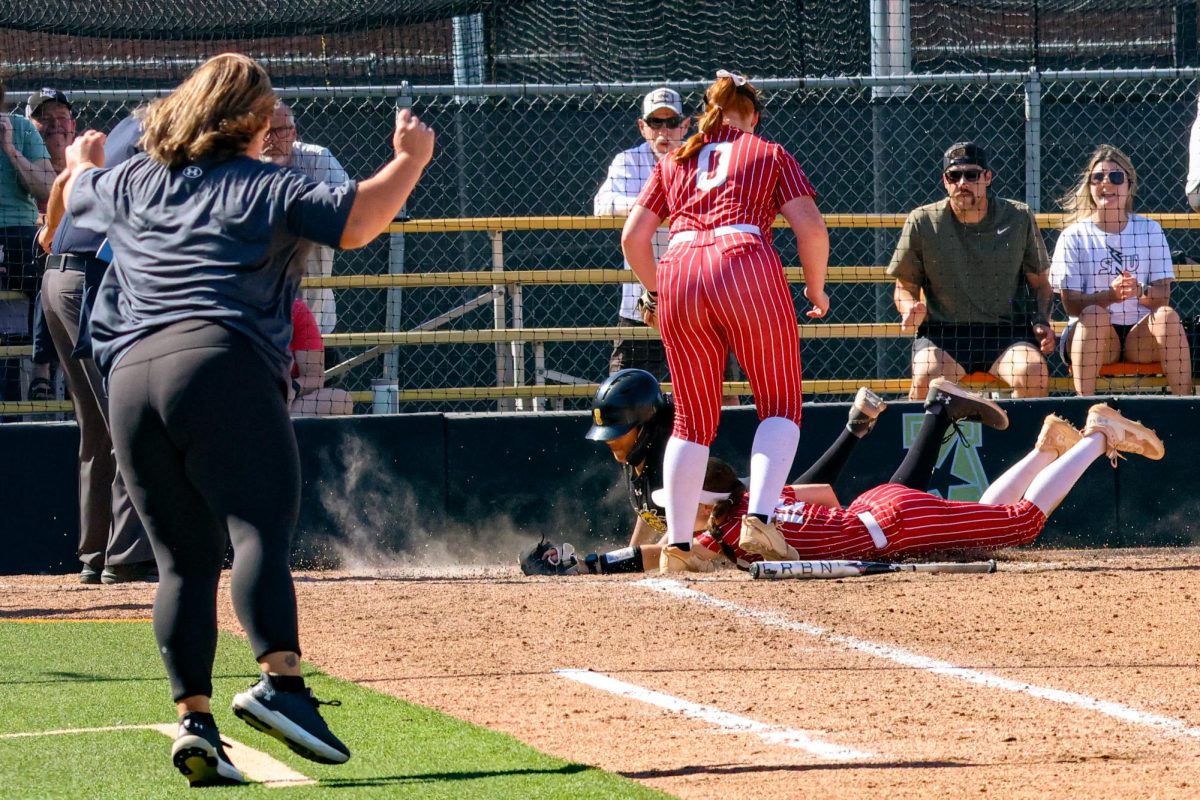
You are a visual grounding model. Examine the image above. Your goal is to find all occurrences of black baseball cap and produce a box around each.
[25,88,71,118]
[943,141,989,172]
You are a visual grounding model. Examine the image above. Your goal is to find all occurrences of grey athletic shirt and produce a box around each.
[69,153,357,377]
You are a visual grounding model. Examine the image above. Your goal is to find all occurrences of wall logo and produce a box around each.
[902,413,988,500]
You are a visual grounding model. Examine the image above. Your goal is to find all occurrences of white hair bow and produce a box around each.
[716,69,748,86]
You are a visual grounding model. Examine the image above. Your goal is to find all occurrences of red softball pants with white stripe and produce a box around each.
[847,484,1047,557]
[656,232,803,445]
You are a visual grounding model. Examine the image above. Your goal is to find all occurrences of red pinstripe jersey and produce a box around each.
[635,126,816,247]
[696,483,1046,565]
[696,485,862,566]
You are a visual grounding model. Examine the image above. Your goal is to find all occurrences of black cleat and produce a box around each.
[847,387,888,437]
[924,378,1008,430]
[171,713,246,787]
[233,673,350,765]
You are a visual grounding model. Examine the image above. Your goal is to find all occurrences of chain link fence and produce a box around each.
[4,10,1200,415]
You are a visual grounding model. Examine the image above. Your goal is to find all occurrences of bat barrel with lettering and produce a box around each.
[748,559,998,580]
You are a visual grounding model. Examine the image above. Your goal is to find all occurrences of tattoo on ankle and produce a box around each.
[285,654,298,668]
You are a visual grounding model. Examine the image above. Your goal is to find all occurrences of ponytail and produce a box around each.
[701,457,747,534]
[673,72,761,164]
[674,105,725,163]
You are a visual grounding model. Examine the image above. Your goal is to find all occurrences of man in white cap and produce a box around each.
[594,88,690,379]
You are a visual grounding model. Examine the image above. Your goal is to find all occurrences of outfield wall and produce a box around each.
[2,397,1196,575]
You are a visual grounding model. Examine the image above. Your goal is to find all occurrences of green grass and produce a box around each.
[0,621,671,799]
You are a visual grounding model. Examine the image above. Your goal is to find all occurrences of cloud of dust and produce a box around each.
[1142,495,1200,546]
[313,434,620,573]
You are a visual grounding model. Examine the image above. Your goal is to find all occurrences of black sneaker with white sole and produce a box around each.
[232,673,351,765]
[171,712,246,787]
[924,377,1009,430]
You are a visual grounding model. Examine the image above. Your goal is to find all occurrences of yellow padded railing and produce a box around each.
[6,212,1200,412]
[387,212,1200,234]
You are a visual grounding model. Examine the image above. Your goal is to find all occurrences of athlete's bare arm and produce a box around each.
[621,204,664,291]
[783,483,841,508]
[780,195,829,317]
[628,516,663,548]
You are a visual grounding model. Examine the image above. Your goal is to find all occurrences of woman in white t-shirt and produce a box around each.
[1049,145,1193,395]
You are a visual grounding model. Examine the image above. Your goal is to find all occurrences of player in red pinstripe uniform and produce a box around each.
[659,400,1164,571]
[620,70,830,569]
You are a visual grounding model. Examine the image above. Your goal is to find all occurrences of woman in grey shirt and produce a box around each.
[62,53,434,787]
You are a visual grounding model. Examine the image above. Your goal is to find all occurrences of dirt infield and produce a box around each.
[4,548,1200,799]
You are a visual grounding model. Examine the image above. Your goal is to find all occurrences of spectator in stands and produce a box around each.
[263,100,347,334]
[37,113,156,585]
[1186,92,1200,211]
[289,296,354,416]
[26,88,77,402]
[888,141,1055,399]
[1050,144,1192,395]
[62,53,433,786]
[595,88,691,380]
[0,81,55,408]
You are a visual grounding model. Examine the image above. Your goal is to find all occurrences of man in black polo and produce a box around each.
[38,115,154,584]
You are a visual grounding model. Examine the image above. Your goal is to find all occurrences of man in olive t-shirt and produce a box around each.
[887,141,1055,399]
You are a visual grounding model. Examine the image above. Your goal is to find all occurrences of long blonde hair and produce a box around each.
[673,73,760,163]
[141,53,276,168]
[1058,144,1138,223]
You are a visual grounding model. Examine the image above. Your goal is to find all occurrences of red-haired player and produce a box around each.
[621,69,830,568]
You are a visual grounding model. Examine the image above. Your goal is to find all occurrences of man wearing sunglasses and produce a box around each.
[888,141,1055,398]
[594,88,691,380]
[263,101,348,335]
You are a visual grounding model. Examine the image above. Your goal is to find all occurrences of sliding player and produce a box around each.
[679,402,1162,571]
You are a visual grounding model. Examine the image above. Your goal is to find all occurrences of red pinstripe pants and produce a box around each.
[657,233,803,445]
[847,484,1047,557]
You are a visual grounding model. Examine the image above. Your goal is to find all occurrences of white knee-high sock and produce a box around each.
[748,417,800,519]
[662,436,710,546]
[979,449,1057,506]
[1024,435,1106,516]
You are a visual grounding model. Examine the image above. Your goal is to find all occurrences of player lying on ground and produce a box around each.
[664,401,1162,573]
[525,378,1025,575]
[586,368,889,549]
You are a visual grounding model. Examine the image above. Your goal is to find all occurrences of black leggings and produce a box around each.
[108,321,300,702]
[794,409,953,493]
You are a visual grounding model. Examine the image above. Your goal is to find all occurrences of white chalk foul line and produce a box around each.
[555,668,875,762]
[0,723,315,787]
[639,578,1200,744]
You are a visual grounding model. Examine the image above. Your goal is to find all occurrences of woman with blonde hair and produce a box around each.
[621,70,829,572]
[1049,144,1192,395]
[60,53,435,786]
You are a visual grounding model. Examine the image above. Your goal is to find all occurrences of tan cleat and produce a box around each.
[1082,404,1165,464]
[737,515,799,561]
[1035,414,1083,457]
[659,545,716,574]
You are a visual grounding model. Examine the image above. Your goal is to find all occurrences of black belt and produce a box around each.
[46,254,91,272]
